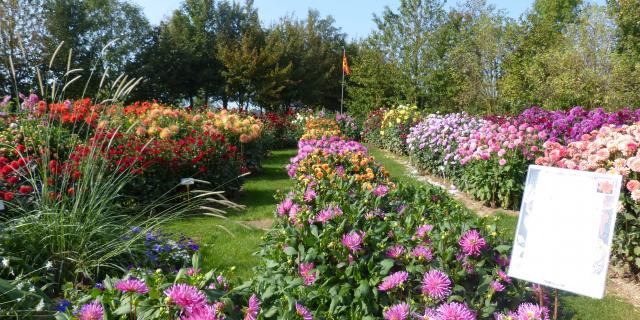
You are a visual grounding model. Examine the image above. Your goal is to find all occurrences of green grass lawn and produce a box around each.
[164,148,296,280]
[369,145,640,320]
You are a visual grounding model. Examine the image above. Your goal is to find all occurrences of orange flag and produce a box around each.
[342,50,351,75]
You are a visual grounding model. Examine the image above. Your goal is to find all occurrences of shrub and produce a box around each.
[406,113,487,179]
[380,105,421,154]
[336,112,361,141]
[362,108,387,146]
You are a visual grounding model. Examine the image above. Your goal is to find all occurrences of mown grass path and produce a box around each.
[368,145,640,320]
[165,148,296,279]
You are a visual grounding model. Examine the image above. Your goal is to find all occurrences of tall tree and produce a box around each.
[499,0,583,111]
[371,0,446,108]
[42,0,151,98]
[446,0,511,114]
[0,0,47,96]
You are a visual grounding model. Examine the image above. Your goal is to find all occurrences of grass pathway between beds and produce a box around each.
[368,145,640,320]
[165,148,296,280]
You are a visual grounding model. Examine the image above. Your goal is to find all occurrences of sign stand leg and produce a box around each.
[187,184,190,205]
[539,287,544,308]
[553,289,559,320]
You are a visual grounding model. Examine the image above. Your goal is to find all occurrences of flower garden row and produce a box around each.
[0,96,305,208]
[0,94,303,317]
[363,104,640,276]
[49,116,554,320]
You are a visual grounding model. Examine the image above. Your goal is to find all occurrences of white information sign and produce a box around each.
[180,178,195,186]
[508,165,622,299]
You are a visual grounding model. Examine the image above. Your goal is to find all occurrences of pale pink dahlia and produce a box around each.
[295,303,313,320]
[459,229,486,256]
[383,302,410,320]
[516,303,549,320]
[164,284,207,309]
[435,302,476,320]
[243,294,260,320]
[421,270,452,300]
[411,245,433,261]
[115,278,149,294]
[378,271,408,291]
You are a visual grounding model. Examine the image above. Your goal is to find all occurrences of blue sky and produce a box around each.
[133,0,606,40]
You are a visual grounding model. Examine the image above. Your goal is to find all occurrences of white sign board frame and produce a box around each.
[508,165,622,299]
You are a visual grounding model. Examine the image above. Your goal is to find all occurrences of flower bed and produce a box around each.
[250,118,545,319]
[365,105,640,277]
[0,97,297,207]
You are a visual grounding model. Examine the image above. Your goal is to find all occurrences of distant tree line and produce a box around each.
[0,0,347,111]
[347,0,640,116]
[4,0,640,115]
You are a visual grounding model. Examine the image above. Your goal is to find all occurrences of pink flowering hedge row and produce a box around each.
[250,132,547,319]
[371,106,640,276]
[366,107,640,210]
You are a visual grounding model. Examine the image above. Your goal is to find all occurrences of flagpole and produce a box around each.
[341,48,345,114]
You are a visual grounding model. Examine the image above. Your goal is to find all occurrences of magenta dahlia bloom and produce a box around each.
[386,245,405,259]
[383,302,410,320]
[516,303,550,320]
[372,184,389,197]
[415,307,438,320]
[79,300,104,320]
[435,302,476,320]
[243,294,260,320]
[184,304,218,320]
[459,229,487,256]
[316,204,342,224]
[342,230,365,252]
[490,280,505,292]
[115,278,148,294]
[164,284,207,309]
[415,224,433,239]
[421,270,452,300]
[277,198,293,216]
[411,245,433,261]
[295,303,313,320]
[378,271,408,291]
[497,269,512,284]
[299,262,317,285]
[303,187,317,202]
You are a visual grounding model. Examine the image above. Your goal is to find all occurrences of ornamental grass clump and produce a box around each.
[0,45,242,317]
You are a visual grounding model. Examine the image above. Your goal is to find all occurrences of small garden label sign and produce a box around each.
[508,165,622,299]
